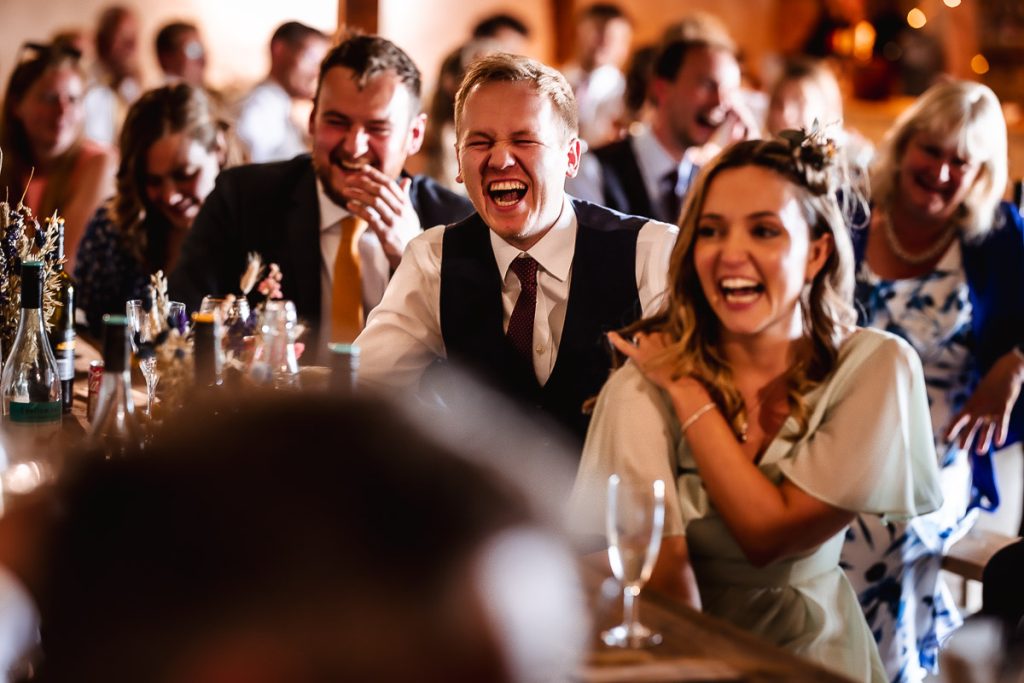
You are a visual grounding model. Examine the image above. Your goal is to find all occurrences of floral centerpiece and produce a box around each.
[132,254,295,413]
[0,197,65,363]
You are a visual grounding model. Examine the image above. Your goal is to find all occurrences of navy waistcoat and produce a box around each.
[438,199,645,443]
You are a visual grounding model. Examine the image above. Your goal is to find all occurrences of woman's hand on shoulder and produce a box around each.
[946,348,1024,453]
[607,331,688,393]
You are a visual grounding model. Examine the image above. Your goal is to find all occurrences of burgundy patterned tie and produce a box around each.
[506,255,538,362]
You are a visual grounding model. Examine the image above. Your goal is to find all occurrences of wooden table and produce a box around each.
[579,559,854,682]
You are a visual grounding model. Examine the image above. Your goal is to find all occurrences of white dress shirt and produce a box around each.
[566,125,697,223]
[236,80,309,163]
[81,70,141,147]
[356,195,677,390]
[317,180,422,347]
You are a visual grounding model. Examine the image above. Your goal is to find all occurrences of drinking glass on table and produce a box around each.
[125,299,158,417]
[603,474,665,648]
[168,301,188,334]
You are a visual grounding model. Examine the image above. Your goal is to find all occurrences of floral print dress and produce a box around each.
[842,241,975,683]
[75,204,151,337]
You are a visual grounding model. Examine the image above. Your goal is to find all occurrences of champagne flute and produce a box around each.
[602,474,665,648]
[126,299,158,417]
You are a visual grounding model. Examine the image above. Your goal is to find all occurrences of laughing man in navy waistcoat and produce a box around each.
[355,53,677,445]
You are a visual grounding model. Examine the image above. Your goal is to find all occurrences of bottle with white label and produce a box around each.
[47,220,76,413]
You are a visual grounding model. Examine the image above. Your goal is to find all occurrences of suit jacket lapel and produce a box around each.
[285,163,323,327]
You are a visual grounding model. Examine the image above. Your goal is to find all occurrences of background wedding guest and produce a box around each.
[471,13,531,55]
[567,31,754,223]
[154,21,207,89]
[842,79,1024,682]
[0,40,116,272]
[234,21,329,164]
[81,5,142,147]
[170,34,473,350]
[75,83,239,336]
[764,57,873,174]
[420,38,500,195]
[561,3,633,149]
[570,135,941,682]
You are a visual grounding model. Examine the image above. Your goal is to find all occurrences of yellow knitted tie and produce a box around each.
[330,216,368,343]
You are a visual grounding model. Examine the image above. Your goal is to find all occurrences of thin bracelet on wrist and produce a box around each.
[681,401,716,433]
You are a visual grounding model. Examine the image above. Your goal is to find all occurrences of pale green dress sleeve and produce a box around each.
[568,361,686,538]
[777,329,943,520]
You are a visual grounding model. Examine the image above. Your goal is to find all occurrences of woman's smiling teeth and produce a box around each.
[719,277,764,303]
[488,180,527,206]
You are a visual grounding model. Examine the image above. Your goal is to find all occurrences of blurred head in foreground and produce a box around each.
[34,392,585,682]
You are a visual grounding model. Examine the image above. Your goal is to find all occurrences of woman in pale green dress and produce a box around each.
[570,135,943,682]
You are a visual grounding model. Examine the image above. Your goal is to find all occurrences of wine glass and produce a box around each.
[126,299,158,417]
[602,474,665,648]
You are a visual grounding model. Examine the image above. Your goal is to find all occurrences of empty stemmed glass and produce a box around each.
[602,474,666,648]
[126,299,158,417]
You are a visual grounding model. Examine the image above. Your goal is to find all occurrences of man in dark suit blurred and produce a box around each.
[169,35,473,347]
[566,33,752,223]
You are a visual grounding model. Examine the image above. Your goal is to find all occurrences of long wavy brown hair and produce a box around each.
[624,136,858,440]
[111,83,239,268]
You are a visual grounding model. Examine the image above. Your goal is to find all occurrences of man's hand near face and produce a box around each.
[340,165,421,270]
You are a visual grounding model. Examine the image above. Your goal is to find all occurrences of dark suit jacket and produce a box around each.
[591,138,656,219]
[168,154,473,333]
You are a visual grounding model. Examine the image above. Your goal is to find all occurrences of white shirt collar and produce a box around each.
[316,178,349,231]
[632,126,697,200]
[489,194,576,283]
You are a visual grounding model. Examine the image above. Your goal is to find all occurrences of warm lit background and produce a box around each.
[1,0,1020,177]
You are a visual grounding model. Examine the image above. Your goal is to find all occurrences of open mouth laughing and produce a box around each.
[719,277,764,304]
[912,173,954,200]
[695,109,727,132]
[487,180,528,207]
[334,157,370,173]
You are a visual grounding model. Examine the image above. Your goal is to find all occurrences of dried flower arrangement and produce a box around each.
[0,151,65,362]
[133,254,295,409]
[221,252,293,372]
[129,271,192,414]
[0,199,65,363]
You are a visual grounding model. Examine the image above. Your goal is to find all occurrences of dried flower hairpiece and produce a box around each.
[778,120,838,195]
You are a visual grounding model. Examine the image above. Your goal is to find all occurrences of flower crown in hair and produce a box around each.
[778,121,838,195]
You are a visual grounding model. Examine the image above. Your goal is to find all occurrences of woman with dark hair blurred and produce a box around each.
[0,41,116,271]
[75,83,238,335]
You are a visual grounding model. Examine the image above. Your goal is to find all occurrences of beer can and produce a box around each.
[87,360,104,421]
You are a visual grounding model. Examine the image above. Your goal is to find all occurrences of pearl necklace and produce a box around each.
[880,212,957,266]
